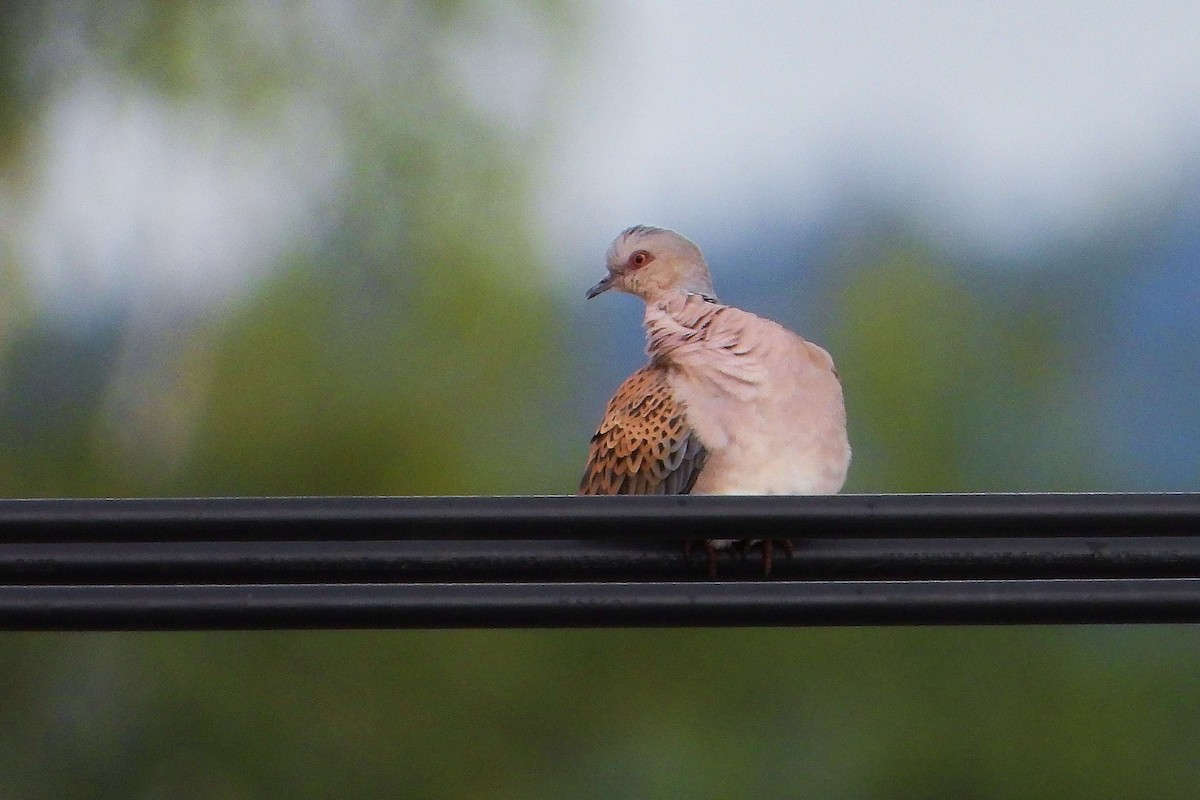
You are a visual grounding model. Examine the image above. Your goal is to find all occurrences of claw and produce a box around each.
[761,538,796,577]
[684,538,794,578]
[683,539,721,578]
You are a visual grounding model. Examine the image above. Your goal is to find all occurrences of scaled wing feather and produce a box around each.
[578,366,708,495]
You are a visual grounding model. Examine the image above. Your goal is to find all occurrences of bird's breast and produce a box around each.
[667,339,850,495]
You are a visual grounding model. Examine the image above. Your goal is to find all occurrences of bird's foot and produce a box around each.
[684,538,793,578]
[734,538,794,577]
[683,538,722,578]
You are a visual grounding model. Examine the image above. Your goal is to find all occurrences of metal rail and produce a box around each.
[0,494,1197,629]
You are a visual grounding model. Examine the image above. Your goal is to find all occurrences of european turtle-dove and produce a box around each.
[578,225,851,576]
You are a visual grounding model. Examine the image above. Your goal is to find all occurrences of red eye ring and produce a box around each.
[629,250,653,269]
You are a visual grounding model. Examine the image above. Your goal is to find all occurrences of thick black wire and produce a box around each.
[3,537,1200,584]
[1,494,1199,629]
[1,578,1197,630]
[0,494,1198,542]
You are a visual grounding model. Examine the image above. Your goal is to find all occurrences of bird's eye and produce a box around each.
[629,250,653,269]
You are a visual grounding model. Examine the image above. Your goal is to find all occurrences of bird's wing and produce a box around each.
[578,365,708,495]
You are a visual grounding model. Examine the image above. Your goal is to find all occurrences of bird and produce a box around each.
[578,225,850,577]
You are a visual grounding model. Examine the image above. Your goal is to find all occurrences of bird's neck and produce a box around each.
[648,286,719,307]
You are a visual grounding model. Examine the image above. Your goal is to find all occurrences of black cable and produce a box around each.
[1,578,1196,630]
[1,494,1198,629]
[1,493,1197,542]
[2,537,1200,584]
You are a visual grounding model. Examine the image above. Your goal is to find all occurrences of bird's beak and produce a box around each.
[585,273,615,299]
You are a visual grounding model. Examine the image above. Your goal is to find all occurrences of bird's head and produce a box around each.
[586,226,716,303]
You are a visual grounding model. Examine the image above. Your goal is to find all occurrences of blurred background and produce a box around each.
[2,1,1200,797]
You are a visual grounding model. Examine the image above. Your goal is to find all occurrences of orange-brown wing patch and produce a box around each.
[578,365,708,495]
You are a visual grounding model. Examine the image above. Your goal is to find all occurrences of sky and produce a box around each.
[540,1,1200,270]
[9,1,1200,314]
[18,71,346,326]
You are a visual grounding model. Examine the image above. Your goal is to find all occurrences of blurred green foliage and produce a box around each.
[830,239,1092,493]
[0,3,1197,799]
[5,627,1200,799]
